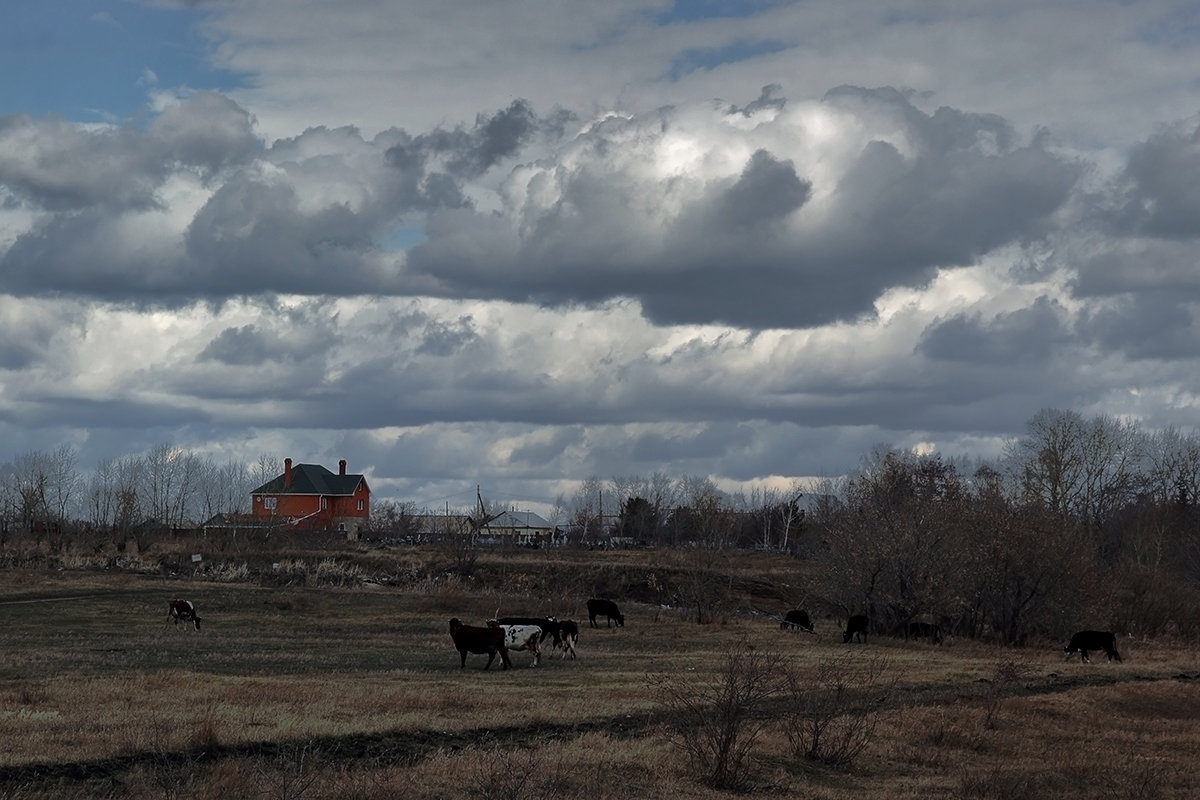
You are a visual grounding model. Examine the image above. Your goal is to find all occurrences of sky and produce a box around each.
[4,0,1200,516]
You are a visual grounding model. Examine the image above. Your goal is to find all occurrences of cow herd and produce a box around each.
[448,601,614,669]
[161,597,1122,670]
[780,607,1122,664]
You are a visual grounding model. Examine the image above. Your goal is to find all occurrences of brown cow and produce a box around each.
[448,618,511,670]
[165,599,201,631]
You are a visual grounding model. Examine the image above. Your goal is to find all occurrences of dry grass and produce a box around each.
[1,557,1199,799]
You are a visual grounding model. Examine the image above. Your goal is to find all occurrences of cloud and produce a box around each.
[410,86,1081,329]
[917,296,1073,365]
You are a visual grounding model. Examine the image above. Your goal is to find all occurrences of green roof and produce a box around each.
[251,463,366,497]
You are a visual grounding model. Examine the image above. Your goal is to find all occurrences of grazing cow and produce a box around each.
[907,621,943,644]
[557,619,580,660]
[843,614,869,643]
[587,598,625,628]
[495,616,563,648]
[448,618,511,670]
[1064,630,1122,663]
[780,608,815,632]
[496,623,543,667]
[165,599,201,631]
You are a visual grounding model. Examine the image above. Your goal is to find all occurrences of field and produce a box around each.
[2,548,1199,799]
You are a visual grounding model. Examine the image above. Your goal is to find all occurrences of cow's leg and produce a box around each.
[484,650,496,670]
[1081,649,1091,663]
[460,650,468,669]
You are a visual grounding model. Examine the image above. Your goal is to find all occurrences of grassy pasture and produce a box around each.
[1,556,1199,799]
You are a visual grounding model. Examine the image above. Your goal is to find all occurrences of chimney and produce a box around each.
[339,459,347,476]
[284,458,292,488]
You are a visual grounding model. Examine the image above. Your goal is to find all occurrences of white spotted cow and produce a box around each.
[165,599,201,631]
[494,622,543,667]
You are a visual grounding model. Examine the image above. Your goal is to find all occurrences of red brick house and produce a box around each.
[250,458,370,535]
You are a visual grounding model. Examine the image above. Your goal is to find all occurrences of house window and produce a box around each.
[357,499,364,511]
[321,497,328,510]
[264,497,277,511]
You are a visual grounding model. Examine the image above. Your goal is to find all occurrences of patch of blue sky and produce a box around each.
[655,0,790,25]
[1,0,241,123]
[667,38,790,81]
[378,225,427,253]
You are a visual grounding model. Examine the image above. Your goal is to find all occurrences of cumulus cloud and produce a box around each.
[0,85,1079,329]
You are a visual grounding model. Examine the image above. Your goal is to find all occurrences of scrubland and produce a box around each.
[1,546,1198,799]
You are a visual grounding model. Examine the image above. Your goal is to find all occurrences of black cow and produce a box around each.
[780,608,815,632]
[907,621,943,644]
[587,598,625,628]
[1064,630,1122,663]
[496,616,563,648]
[165,599,201,631]
[843,614,869,643]
[448,618,512,670]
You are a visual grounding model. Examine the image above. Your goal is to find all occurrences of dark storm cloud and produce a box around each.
[1113,115,1200,238]
[917,296,1072,365]
[1070,115,1200,305]
[713,149,811,231]
[384,99,572,180]
[1076,291,1199,360]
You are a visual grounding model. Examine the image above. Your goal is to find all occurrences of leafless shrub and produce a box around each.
[958,767,1039,799]
[781,650,892,768]
[984,654,1035,730]
[650,636,787,790]
[465,735,546,800]
[253,739,323,800]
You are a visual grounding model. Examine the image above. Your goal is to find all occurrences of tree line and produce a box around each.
[3,408,1200,641]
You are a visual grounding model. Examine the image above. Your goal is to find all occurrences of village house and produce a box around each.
[250,458,370,536]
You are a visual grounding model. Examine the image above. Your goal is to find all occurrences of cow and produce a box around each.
[557,619,580,660]
[165,599,201,631]
[843,614,869,643]
[1064,630,1122,663]
[907,621,943,644]
[495,616,563,648]
[495,623,543,667]
[780,608,815,633]
[587,598,625,628]
[448,618,511,670]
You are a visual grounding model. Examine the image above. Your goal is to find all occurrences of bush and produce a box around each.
[650,636,786,790]
[780,650,892,767]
